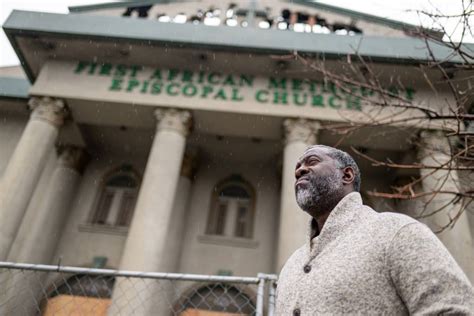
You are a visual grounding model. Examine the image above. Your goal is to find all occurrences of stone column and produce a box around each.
[161,150,197,272]
[4,146,87,316]
[109,108,191,316]
[0,97,67,260]
[11,145,87,263]
[276,118,320,272]
[418,130,474,282]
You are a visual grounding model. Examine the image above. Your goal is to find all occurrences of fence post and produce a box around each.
[267,278,277,316]
[256,273,266,316]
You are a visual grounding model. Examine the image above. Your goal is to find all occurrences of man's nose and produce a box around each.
[295,164,309,179]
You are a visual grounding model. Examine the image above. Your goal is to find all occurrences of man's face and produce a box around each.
[294,147,344,215]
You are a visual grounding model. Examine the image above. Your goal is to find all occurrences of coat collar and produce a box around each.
[307,192,363,254]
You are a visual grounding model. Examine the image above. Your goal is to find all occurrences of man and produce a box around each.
[276,145,474,315]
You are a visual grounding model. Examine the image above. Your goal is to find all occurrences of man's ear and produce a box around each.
[341,166,355,186]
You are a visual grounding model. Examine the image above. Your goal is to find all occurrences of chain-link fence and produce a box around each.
[0,261,277,316]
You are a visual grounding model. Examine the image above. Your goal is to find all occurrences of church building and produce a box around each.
[0,0,472,314]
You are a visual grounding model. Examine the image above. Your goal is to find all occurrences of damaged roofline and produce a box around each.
[3,10,470,83]
[68,0,443,38]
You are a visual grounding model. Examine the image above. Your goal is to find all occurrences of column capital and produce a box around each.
[28,97,68,127]
[154,108,192,136]
[57,145,89,174]
[283,118,321,145]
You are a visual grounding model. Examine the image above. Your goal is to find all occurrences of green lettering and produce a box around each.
[126,79,140,92]
[311,95,324,107]
[88,63,97,75]
[214,88,227,100]
[197,71,206,84]
[74,61,89,74]
[322,81,337,94]
[255,90,269,103]
[109,78,123,91]
[308,80,319,93]
[201,86,213,98]
[99,63,112,76]
[346,96,362,111]
[360,87,374,97]
[223,75,236,86]
[140,80,150,93]
[292,79,303,91]
[231,88,243,101]
[151,82,163,94]
[168,69,180,81]
[208,72,222,85]
[129,65,141,77]
[239,75,254,87]
[268,78,287,89]
[166,83,180,96]
[328,95,342,109]
[150,69,162,80]
[182,70,193,82]
[273,91,288,104]
[293,92,307,106]
[405,87,415,100]
[182,84,197,97]
[114,65,127,77]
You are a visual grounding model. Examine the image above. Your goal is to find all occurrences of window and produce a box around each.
[206,176,255,239]
[91,166,140,227]
[177,284,256,315]
[42,274,114,316]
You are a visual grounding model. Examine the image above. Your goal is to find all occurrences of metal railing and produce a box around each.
[0,261,277,316]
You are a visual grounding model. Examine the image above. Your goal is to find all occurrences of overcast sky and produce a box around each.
[0,0,472,67]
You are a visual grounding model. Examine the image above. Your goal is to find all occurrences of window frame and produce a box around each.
[205,176,256,240]
[89,166,141,229]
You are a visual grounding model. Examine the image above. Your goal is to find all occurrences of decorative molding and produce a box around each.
[283,118,321,145]
[154,108,192,136]
[28,96,68,127]
[197,234,259,249]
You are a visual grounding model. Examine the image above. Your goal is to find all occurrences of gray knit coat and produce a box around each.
[276,192,474,315]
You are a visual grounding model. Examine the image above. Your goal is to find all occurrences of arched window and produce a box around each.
[177,284,256,315]
[206,176,255,239]
[42,274,114,315]
[92,165,140,227]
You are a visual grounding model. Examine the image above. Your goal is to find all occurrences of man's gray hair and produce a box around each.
[309,145,361,192]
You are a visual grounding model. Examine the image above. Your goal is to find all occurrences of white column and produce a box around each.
[276,118,320,272]
[418,130,474,282]
[109,108,191,315]
[0,97,66,260]
[161,150,197,272]
[3,146,87,316]
[10,145,87,263]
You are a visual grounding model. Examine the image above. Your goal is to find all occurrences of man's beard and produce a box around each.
[295,171,343,215]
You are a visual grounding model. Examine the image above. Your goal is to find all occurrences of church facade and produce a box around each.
[0,0,473,314]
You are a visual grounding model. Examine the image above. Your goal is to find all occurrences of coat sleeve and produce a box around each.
[386,222,474,315]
